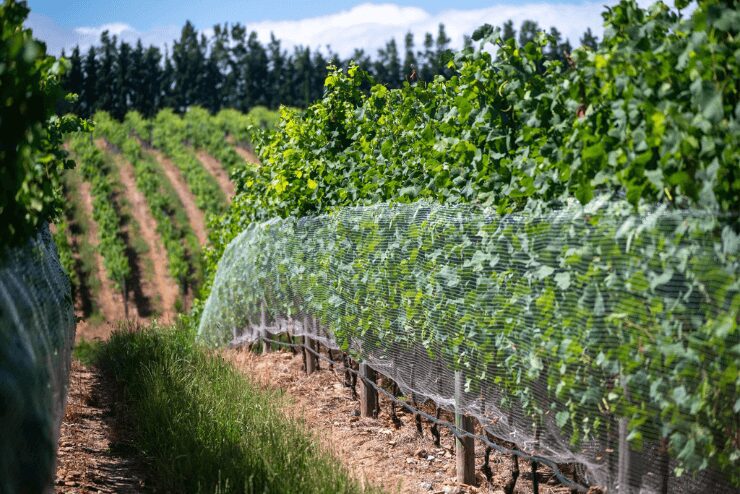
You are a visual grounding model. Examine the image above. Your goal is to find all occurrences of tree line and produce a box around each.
[61,19,599,118]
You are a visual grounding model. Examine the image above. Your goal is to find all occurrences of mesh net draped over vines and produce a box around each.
[0,224,76,493]
[198,199,738,493]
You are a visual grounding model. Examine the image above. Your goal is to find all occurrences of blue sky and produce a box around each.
[25,0,631,56]
[28,1,529,30]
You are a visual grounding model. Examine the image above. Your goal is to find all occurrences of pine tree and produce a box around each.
[311,49,328,100]
[502,20,516,41]
[64,46,84,114]
[518,20,540,47]
[230,24,248,111]
[245,31,269,108]
[200,32,221,112]
[211,24,235,108]
[267,33,288,108]
[114,40,132,119]
[96,31,117,114]
[161,47,176,109]
[130,40,146,114]
[81,46,98,117]
[462,35,473,51]
[547,27,563,60]
[142,45,163,116]
[402,31,417,82]
[172,21,205,111]
[580,28,598,50]
[435,24,452,77]
[377,38,401,87]
[418,32,435,82]
[292,46,312,107]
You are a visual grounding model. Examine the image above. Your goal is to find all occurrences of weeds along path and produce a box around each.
[101,141,179,323]
[56,361,147,493]
[195,150,235,199]
[146,147,208,245]
[76,177,127,332]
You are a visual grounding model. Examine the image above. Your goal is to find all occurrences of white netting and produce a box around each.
[198,198,739,493]
[0,224,76,493]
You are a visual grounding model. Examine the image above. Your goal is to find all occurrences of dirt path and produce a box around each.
[56,361,148,493]
[76,179,126,337]
[222,349,559,494]
[103,142,179,323]
[233,145,260,166]
[196,150,235,199]
[147,148,208,245]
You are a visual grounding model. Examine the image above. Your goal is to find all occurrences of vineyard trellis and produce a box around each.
[198,199,739,494]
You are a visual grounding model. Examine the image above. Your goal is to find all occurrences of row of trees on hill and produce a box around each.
[61,20,599,118]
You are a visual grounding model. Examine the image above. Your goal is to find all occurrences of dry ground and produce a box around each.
[55,361,148,493]
[223,347,574,494]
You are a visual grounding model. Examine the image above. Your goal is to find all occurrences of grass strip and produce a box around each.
[95,323,377,494]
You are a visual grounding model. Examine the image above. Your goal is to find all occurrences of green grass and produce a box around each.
[73,338,104,366]
[96,322,377,494]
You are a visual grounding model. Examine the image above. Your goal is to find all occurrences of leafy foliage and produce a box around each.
[51,218,79,292]
[0,0,86,248]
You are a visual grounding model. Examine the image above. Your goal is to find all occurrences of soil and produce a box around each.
[146,147,208,245]
[195,150,235,199]
[101,141,179,325]
[222,348,573,494]
[55,361,148,493]
[233,145,260,165]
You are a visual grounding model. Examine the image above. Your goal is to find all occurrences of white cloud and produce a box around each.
[74,22,136,37]
[247,2,608,57]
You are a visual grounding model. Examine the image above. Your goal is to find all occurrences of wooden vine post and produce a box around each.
[454,370,476,484]
[260,303,270,353]
[617,375,634,494]
[359,362,378,417]
[303,315,318,374]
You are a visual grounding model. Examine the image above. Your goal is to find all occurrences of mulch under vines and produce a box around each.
[222,347,575,494]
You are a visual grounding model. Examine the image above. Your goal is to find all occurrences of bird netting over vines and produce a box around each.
[0,224,76,493]
[198,199,738,493]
